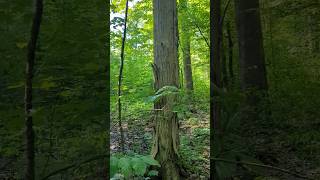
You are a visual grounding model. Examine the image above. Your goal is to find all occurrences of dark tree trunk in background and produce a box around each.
[180,0,194,92]
[210,0,222,179]
[234,0,268,104]
[152,0,181,179]
[226,22,234,86]
[221,33,228,87]
[234,1,270,176]
[25,0,43,179]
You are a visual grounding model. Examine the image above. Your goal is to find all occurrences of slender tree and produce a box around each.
[117,0,129,153]
[221,32,228,87]
[226,22,234,85]
[152,0,181,178]
[25,0,43,179]
[180,0,194,92]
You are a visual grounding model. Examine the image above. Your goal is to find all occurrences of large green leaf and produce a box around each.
[140,155,161,167]
[110,156,119,177]
[131,157,147,176]
[118,157,132,177]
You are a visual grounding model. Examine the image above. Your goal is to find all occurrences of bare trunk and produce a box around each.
[25,0,43,179]
[152,0,181,179]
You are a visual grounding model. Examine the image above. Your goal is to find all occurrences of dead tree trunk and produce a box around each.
[152,0,181,178]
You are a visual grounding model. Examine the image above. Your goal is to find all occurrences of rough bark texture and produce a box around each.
[210,0,222,179]
[180,0,194,92]
[25,0,43,179]
[234,0,268,96]
[152,0,181,179]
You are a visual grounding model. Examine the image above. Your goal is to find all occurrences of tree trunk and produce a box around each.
[152,0,181,179]
[221,32,228,87]
[226,22,234,86]
[210,0,222,179]
[117,0,129,153]
[234,1,270,177]
[182,34,194,92]
[234,0,268,104]
[25,0,43,179]
[180,0,194,92]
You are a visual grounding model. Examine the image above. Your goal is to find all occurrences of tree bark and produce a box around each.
[152,0,181,179]
[234,0,268,105]
[25,0,43,179]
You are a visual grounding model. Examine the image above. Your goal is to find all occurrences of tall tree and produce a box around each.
[180,0,194,92]
[117,0,129,153]
[234,0,268,104]
[152,0,181,178]
[25,0,43,179]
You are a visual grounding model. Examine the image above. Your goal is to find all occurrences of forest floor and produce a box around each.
[111,108,210,179]
[110,107,320,180]
[245,117,320,180]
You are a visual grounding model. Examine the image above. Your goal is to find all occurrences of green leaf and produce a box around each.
[39,80,56,90]
[110,156,119,177]
[155,85,179,95]
[149,91,179,103]
[16,42,28,49]
[7,82,24,89]
[140,155,161,167]
[131,157,147,176]
[118,157,132,177]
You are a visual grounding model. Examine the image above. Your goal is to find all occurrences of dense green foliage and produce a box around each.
[213,0,320,179]
[1,0,319,179]
[0,0,108,179]
[110,0,210,178]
